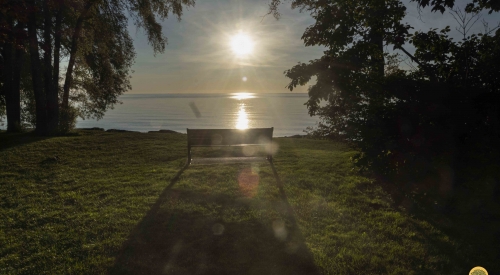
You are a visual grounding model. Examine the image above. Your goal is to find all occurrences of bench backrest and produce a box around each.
[187,128,273,147]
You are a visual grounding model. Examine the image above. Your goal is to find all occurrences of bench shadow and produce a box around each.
[109,162,319,275]
[269,161,299,227]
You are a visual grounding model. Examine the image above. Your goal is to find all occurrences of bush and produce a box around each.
[59,105,79,133]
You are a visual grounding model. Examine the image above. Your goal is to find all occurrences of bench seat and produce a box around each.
[187,128,273,164]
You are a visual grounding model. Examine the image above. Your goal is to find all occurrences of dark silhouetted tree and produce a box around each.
[0,1,27,132]
[59,0,195,131]
[2,0,194,134]
[269,0,500,186]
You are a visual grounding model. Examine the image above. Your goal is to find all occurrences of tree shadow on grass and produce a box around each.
[0,132,51,151]
[374,176,500,273]
[110,162,319,275]
[409,213,500,274]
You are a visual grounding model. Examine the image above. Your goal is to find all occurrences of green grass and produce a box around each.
[0,130,497,274]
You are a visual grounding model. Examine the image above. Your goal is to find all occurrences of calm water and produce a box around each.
[74,93,319,137]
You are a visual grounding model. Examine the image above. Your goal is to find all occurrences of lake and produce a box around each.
[73,93,319,137]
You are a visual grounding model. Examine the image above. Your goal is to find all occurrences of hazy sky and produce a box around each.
[127,0,500,94]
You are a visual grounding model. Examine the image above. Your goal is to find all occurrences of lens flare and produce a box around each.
[272,219,287,241]
[212,223,225,235]
[238,167,259,197]
[242,146,255,156]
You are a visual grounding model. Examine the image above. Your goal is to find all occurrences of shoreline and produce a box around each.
[75,127,308,138]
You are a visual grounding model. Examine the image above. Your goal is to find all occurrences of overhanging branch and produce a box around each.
[397,46,437,82]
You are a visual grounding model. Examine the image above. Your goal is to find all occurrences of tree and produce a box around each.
[60,0,195,128]
[269,0,500,186]
[26,0,49,134]
[0,1,27,132]
[413,0,500,13]
[2,0,194,135]
[64,0,135,127]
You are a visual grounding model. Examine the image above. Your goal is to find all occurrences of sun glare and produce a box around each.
[236,104,249,129]
[231,92,255,100]
[230,32,254,57]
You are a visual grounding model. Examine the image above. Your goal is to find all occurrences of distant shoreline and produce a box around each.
[123,92,309,95]
[75,127,308,138]
[3,93,318,136]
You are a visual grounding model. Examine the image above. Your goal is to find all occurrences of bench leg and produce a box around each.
[187,146,192,165]
[267,142,273,162]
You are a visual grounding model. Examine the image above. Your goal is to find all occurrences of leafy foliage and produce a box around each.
[271,0,500,196]
[60,0,194,126]
[58,105,79,133]
[70,0,135,120]
[1,0,195,134]
[412,0,500,13]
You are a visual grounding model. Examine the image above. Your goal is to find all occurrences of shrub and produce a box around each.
[59,105,79,133]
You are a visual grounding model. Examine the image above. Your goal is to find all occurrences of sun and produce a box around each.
[230,32,254,57]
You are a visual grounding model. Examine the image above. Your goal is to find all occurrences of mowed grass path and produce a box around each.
[0,130,490,274]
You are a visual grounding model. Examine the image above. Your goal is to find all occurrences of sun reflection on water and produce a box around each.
[231,92,255,100]
[236,104,249,129]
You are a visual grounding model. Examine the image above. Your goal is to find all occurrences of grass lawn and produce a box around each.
[0,130,497,274]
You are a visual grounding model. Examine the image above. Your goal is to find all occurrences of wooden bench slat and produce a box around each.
[186,127,273,164]
[187,128,273,146]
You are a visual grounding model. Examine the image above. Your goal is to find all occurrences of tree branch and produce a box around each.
[397,46,437,82]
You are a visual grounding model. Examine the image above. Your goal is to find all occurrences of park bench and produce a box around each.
[186,128,274,164]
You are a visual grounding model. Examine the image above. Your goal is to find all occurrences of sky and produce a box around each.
[127,0,500,94]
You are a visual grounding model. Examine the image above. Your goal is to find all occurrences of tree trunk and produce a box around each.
[369,1,385,79]
[53,7,62,99]
[398,46,437,82]
[11,23,26,132]
[370,30,385,78]
[1,41,16,132]
[27,0,48,135]
[43,0,58,134]
[1,18,22,132]
[62,1,94,109]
